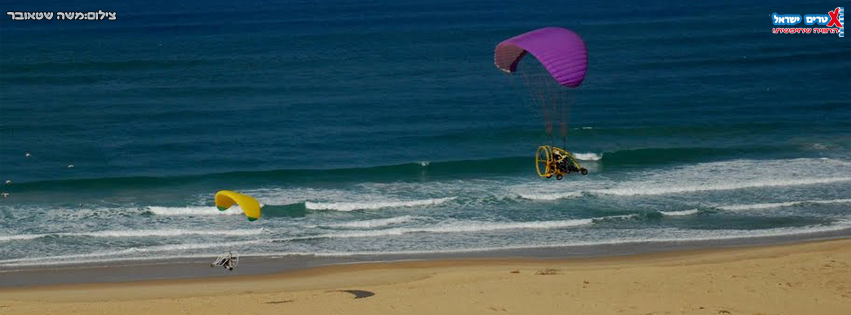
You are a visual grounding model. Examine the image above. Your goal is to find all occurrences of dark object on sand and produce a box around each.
[535,268,560,275]
[330,290,375,299]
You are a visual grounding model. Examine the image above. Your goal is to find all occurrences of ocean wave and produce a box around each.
[292,218,595,240]
[573,152,602,161]
[519,157,851,201]
[0,234,43,242]
[81,228,265,238]
[594,177,851,197]
[517,191,583,201]
[523,176,851,201]
[147,206,244,216]
[322,216,420,228]
[0,239,268,265]
[718,198,851,211]
[305,220,851,257]
[0,228,265,242]
[5,220,850,268]
[305,211,709,239]
[592,214,639,222]
[304,197,455,211]
[0,253,231,269]
[11,151,843,194]
[659,209,700,216]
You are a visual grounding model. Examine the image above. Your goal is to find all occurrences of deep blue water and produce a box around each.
[0,0,849,268]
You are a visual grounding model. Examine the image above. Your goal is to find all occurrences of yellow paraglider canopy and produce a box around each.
[215,190,262,221]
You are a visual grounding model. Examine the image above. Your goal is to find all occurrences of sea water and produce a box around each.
[1,0,849,269]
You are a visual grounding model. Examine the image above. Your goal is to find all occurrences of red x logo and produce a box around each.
[827,8,843,28]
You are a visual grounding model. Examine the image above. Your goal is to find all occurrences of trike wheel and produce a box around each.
[536,146,553,177]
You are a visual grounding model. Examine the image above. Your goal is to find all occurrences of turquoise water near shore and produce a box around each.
[1,0,849,268]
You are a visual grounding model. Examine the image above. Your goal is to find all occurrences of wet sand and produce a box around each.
[1,239,850,315]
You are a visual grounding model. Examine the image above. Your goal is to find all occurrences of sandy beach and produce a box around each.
[2,239,849,315]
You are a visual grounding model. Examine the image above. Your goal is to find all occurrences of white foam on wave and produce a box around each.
[305,197,455,211]
[0,234,43,242]
[0,228,265,243]
[239,187,353,206]
[519,176,851,201]
[513,158,851,201]
[0,253,209,269]
[323,216,420,229]
[6,219,851,268]
[132,239,267,253]
[296,219,851,258]
[654,219,851,242]
[517,191,582,201]
[592,214,639,221]
[659,209,700,216]
[86,228,264,237]
[718,198,851,211]
[8,217,848,268]
[147,206,244,216]
[595,177,851,197]
[0,239,268,265]
[573,152,602,161]
[311,218,594,239]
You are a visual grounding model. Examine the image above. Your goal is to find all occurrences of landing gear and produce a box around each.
[536,145,553,178]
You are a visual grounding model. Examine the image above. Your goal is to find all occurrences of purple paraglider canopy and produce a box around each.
[494,27,588,88]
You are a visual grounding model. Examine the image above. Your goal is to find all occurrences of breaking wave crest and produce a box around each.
[304,197,456,211]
